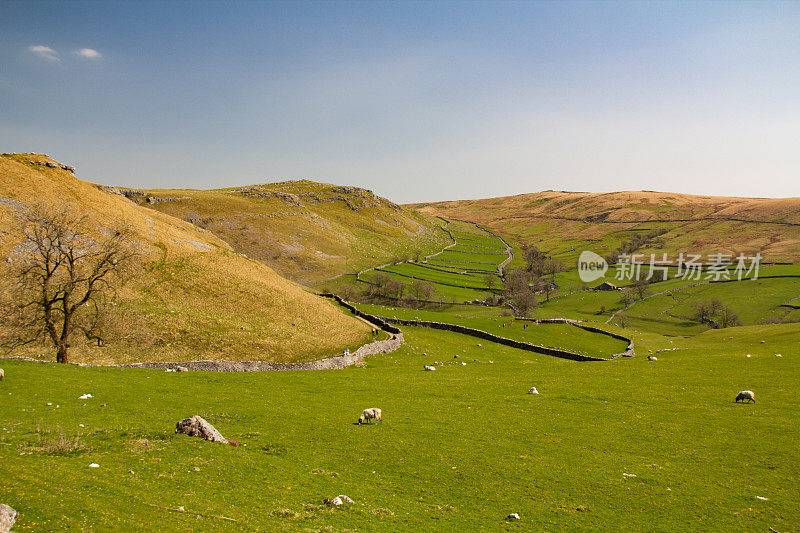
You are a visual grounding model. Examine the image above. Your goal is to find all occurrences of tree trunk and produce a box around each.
[56,344,68,364]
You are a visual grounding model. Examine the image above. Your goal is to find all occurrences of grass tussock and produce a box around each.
[20,423,88,456]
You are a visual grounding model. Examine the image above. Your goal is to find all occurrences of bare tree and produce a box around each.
[632,277,650,300]
[410,279,434,301]
[1,207,133,363]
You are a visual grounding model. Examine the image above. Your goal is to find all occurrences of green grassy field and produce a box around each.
[2,322,798,532]
[353,303,630,358]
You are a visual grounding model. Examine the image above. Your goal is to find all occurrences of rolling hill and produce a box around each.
[0,153,373,364]
[413,190,800,268]
[124,181,450,284]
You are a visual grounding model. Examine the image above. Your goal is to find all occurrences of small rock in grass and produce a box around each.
[755,496,769,501]
[775,354,782,357]
[0,504,19,532]
[326,494,355,506]
[88,463,100,468]
[575,505,589,512]
[506,513,521,521]
[622,473,636,477]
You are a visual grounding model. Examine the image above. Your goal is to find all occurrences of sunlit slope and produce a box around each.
[413,190,800,265]
[126,181,449,284]
[0,153,372,364]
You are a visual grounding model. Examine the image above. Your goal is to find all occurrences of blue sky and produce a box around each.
[1,1,798,203]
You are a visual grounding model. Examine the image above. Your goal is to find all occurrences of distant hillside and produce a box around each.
[124,181,449,284]
[0,153,373,364]
[413,190,800,266]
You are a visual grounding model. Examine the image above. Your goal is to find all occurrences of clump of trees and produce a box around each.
[1,207,133,363]
[366,272,406,299]
[605,228,669,265]
[691,298,741,328]
[522,246,563,301]
[503,269,538,317]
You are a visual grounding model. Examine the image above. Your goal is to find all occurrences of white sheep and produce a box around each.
[735,390,755,403]
[424,365,436,371]
[647,356,658,361]
[358,408,382,424]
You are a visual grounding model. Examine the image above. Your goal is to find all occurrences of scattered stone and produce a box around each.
[175,415,229,445]
[0,368,3,381]
[88,463,100,468]
[0,504,18,533]
[528,387,539,395]
[622,473,636,477]
[165,369,176,373]
[326,494,355,506]
[506,513,521,521]
[775,354,782,357]
[575,505,589,512]
[755,496,769,501]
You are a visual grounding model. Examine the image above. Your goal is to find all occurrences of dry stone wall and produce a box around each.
[376,315,634,361]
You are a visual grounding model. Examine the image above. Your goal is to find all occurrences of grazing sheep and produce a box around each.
[358,408,382,424]
[647,356,658,361]
[423,365,436,371]
[735,390,755,403]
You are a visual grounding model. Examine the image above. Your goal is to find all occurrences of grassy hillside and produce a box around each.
[125,181,449,284]
[0,153,372,364]
[1,321,797,531]
[413,190,800,267]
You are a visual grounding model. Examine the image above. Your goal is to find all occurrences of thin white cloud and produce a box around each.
[28,45,60,62]
[75,48,102,59]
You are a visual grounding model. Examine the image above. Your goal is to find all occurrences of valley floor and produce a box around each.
[1,323,798,531]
